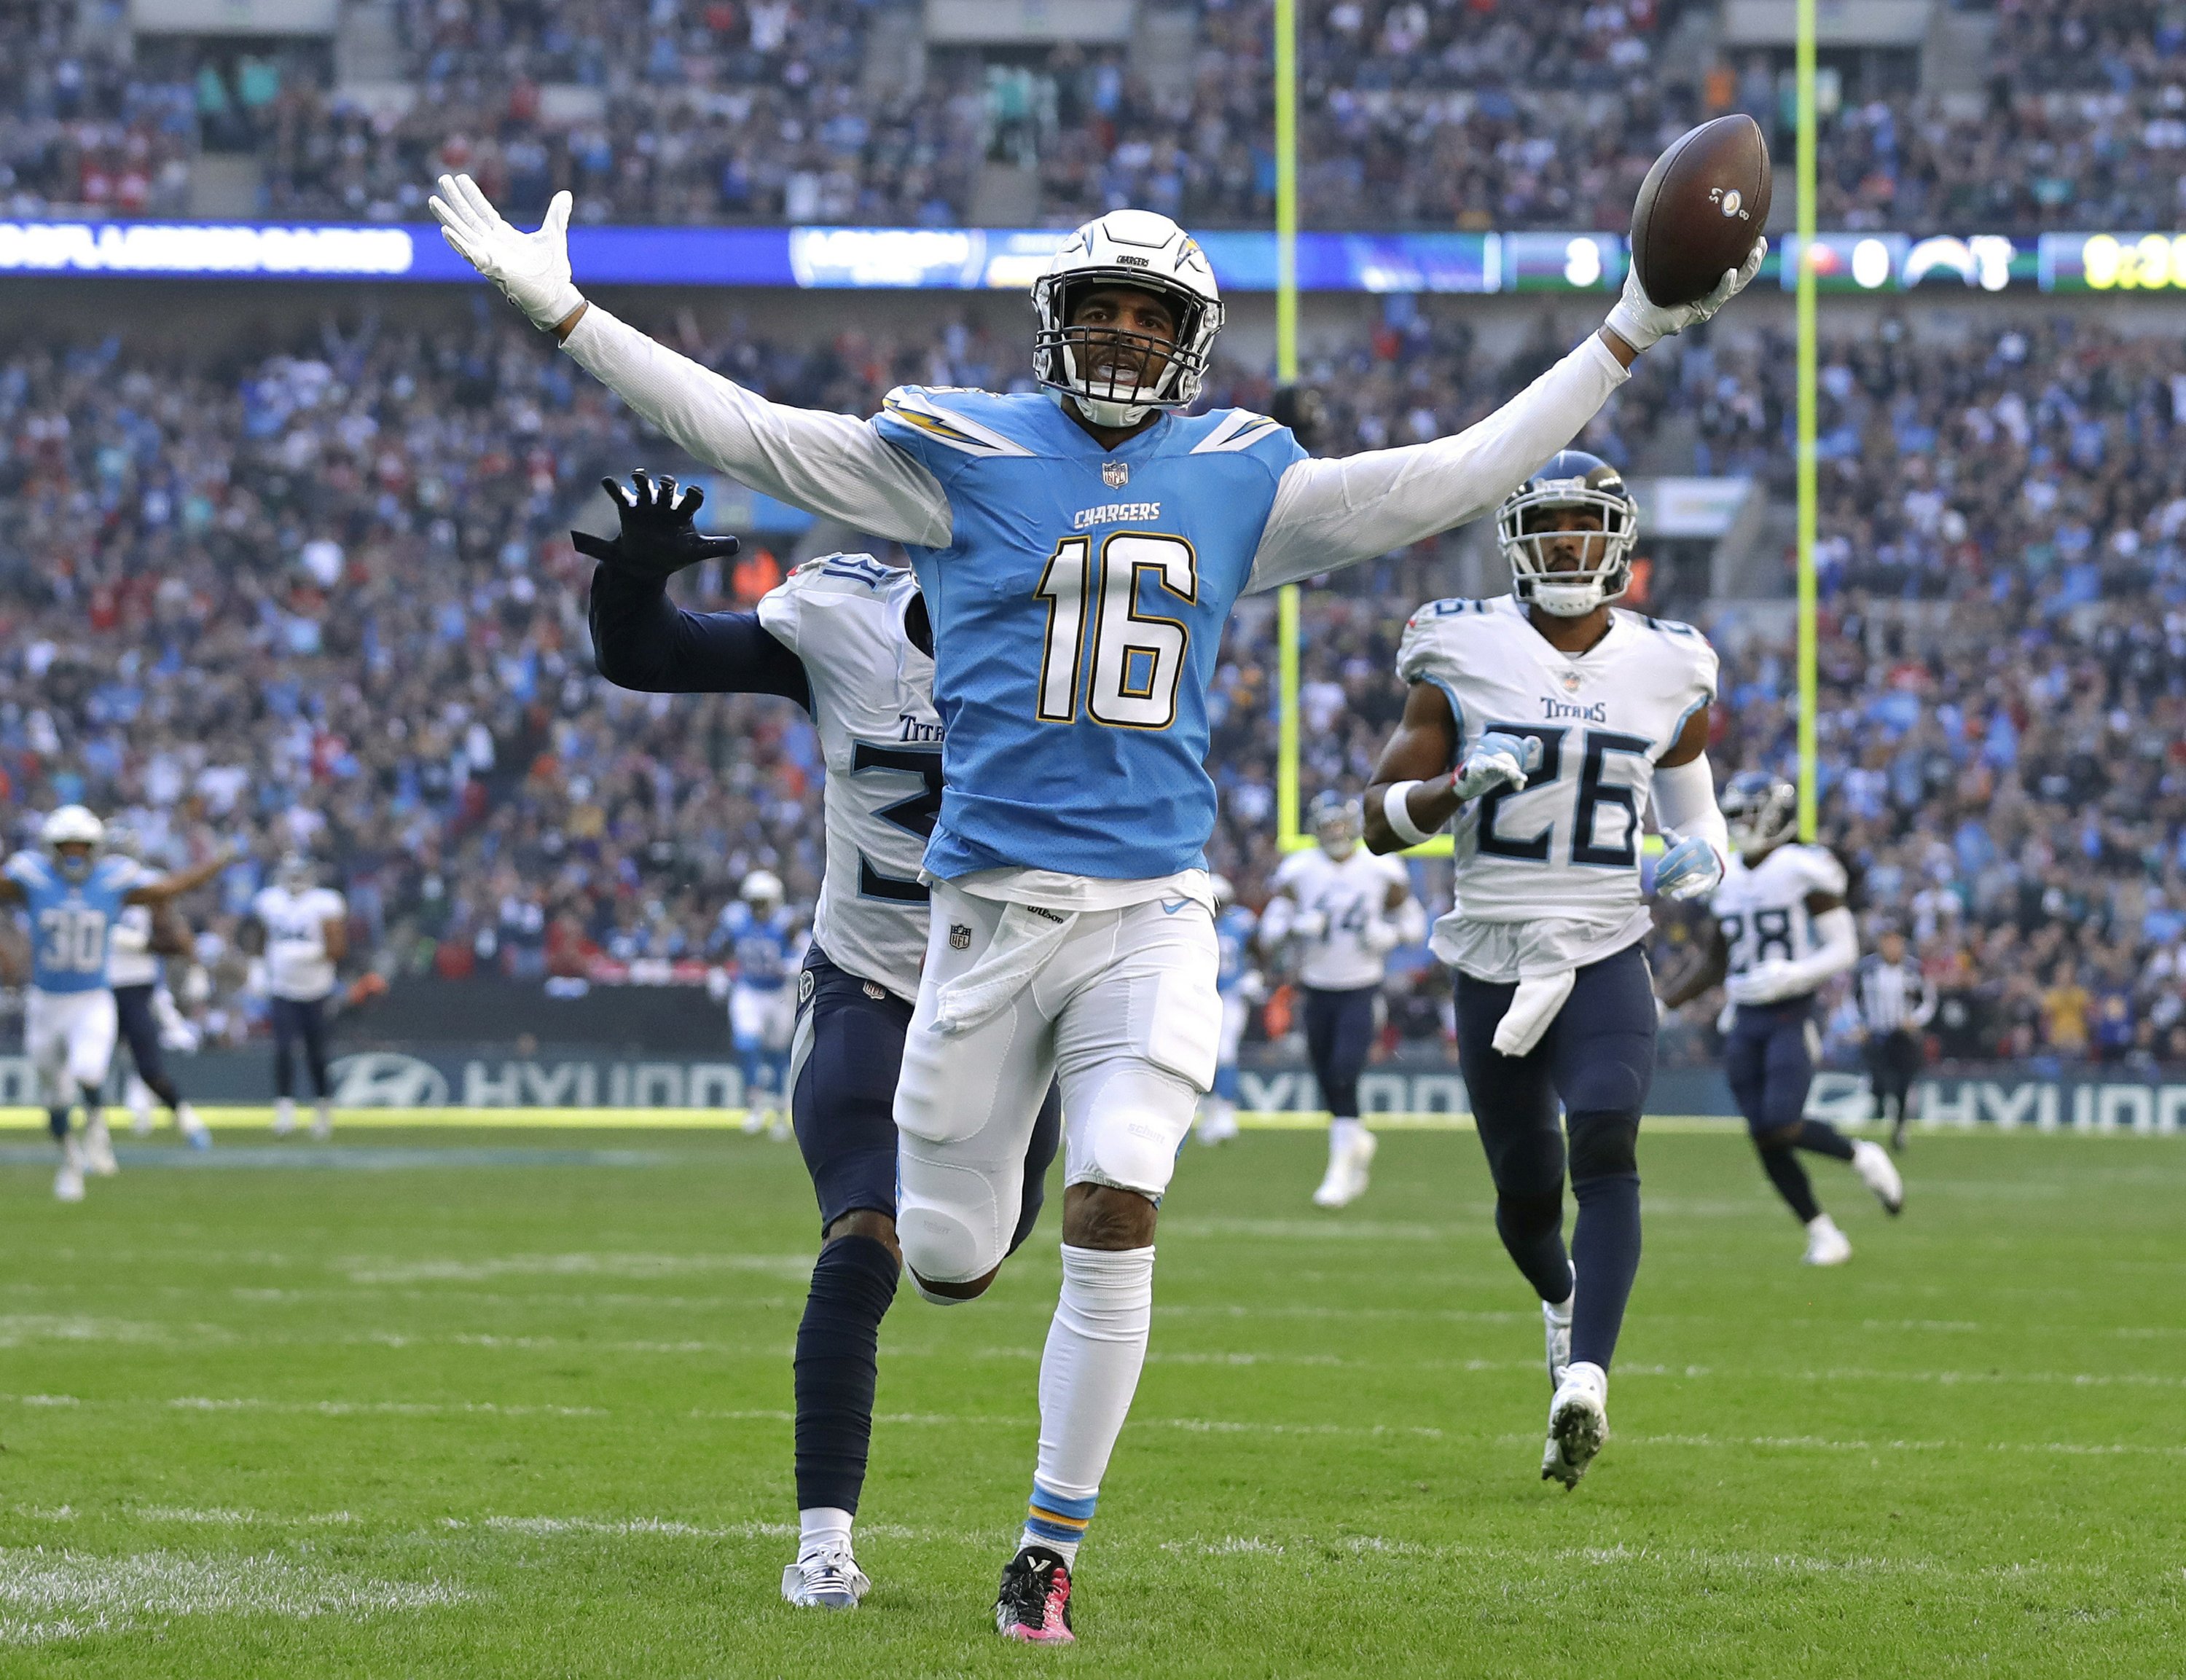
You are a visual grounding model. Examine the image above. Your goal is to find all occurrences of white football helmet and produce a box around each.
[42,805,104,880]
[1497,450,1639,618]
[1721,771,1798,857]
[740,869,784,911]
[1309,790,1363,860]
[1032,209,1223,427]
[277,852,316,890]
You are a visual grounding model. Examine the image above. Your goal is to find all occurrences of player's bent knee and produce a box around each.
[896,1147,1010,1286]
[1061,1182,1157,1249]
[1752,1122,1801,1151]
[1566,1110,1640,1182]
[822,1209,901,1266]
[908,1264,998,1305]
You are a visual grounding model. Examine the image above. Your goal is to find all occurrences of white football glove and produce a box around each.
[1360,917,1400,956]
[1738,958,1801,1003]
[428,174,584,330]
[1292,908,1328,941]
[1453,731,1541,801]
[1603,237,1768,355]
[1652,833,1725,901]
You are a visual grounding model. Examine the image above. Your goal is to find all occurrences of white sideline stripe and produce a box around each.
[0,1315,234,1349]
[340,1254,813,1284]
[0,1548,469,1648]
[0,1394,608,1418]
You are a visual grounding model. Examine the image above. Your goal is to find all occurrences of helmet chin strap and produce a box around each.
[1529,580,1603,616]
[1063,390,1153,428]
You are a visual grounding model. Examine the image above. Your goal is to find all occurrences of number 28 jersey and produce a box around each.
[872,387,1306,883]
[758,555,942,1004]
[1396,594,1717,980]
[5,852,140,994]
[1710,844,1849,1005]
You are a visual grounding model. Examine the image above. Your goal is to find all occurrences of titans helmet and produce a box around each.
[1495,450,1639,618]
[1031,210,1223,428]
[1720,770,1798,856]
[1307,790,1363,857]
[740,868,784,909]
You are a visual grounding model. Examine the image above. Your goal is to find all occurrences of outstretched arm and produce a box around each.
[1250,243,1765,591]
[590,569,811,704]
[1363,682,1463,855]
[429,176,951,548]
[125,849,232,906]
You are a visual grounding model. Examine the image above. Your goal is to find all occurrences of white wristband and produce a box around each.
[1382,780,1435,848]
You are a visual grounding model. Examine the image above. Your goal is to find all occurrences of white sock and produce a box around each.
[1329,1115,1366,1155]
[797,1506,853,1560]
[315,1098,332,1123]
[128,1076,152,1128]
[275,1097,297,1127]
[1545,1292,1573,1326]
[177,1103,205,1137]
[85,1107,107,1139]
[1027,1244,1156,1561]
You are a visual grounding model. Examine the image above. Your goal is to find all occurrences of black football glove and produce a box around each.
[571,470,741,580]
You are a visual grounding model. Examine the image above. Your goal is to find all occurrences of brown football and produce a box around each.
[1628,114,1772,307]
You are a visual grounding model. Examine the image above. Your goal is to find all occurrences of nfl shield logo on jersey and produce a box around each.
[1559,669,1583,694]
[1102,460,1129,487]
[950,924,972,950]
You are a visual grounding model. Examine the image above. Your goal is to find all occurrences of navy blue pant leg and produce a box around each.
[1303,984,1378,1120]
[270,996,331,1099]
[1456,941,1656,1371]
[786,948,1060,1518]
[114,985,168,1087]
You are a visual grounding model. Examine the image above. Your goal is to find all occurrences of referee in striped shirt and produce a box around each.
[1852,925,1935,1151]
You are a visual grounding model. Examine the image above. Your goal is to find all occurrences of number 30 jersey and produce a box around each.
[758,555,944,1003]
[5,852,140,994]
[1396,594,1717,981]
[873,387,1306,883]
[1709,844,1850,1005]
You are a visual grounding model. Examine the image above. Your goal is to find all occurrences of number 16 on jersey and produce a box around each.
[1035,532,1198,731]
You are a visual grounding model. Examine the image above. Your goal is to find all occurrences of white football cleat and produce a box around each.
[1542,1295,1573,1388]
[54,1139,86,1204]
[310,1104,334,1142]
[1311,1128,1377,1209]
[1542,1359,1608,1488]
[82,1116,119,1177]
[781,1547,870,1610]
[1803,1214,1852,1266]
[1851,1139,1903,1215]
[271,1099,297,1137]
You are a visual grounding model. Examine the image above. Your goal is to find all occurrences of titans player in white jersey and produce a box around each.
[103,828,210,1150]
[1195,874,1258,1145]
[1659,772,1903,1264]
[436,173,1759,1640]
[579,474,1062,1612]
[1261,793,1422,1206]
[1364,451,1733,1490]
[2,807,230,1200]
[714,869,802,1136]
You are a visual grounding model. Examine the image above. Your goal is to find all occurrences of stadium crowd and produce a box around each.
[13,1,2186,235]
[2,298,2184,1067]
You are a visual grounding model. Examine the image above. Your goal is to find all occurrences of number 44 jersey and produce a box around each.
[758,554,942,1003]
[1397,594,1718,981]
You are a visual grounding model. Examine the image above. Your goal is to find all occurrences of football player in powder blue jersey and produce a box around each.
[435,172,1763,1642]
[2,806,232,1201]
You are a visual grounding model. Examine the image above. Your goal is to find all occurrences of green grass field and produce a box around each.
[2,1123,2182,1676]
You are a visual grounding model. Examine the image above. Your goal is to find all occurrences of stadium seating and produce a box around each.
[2,299,2182,1065]
[10,1,2186,232]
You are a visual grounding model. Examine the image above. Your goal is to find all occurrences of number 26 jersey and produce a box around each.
[1396,594,1717,978]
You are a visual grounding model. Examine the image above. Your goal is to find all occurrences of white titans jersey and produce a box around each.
[1272,845,1409,991]
[106,903,160,988]
[1711,843,1849,1005]
[1398,595,1717,981]
[252,884,345,1000]
[758,554,940,1003]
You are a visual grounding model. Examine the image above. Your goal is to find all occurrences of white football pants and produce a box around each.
[729,982,796,1052]
[26,989,118,1101]
[893,882,1221,1284]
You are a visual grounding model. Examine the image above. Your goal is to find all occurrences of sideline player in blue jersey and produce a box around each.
[436,174,1762,1641]
[712,869,803,1136]
[2,807,231,1201]
[580,472,1063,1609]
[1195,874,1259,1145]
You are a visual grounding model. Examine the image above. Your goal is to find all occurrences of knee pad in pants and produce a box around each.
[1566,1110,1640,1183]
[895,1136,1014,1285]
[1064,1059,1200,1199]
